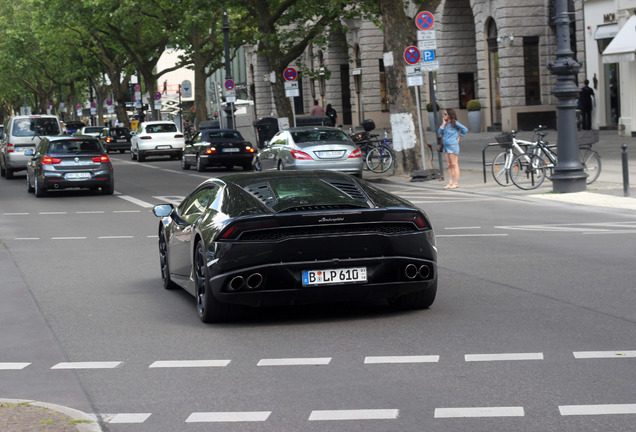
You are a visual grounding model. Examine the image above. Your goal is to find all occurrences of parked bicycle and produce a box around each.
[510,129,601,190]
[366,129,394,173]
[491,126,547,186]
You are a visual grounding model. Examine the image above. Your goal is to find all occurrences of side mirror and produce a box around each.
[153,203,174,218]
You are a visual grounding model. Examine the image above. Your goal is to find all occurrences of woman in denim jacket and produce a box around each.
[437,108,468,189]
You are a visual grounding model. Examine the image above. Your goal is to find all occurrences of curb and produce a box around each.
[0,399,102,432]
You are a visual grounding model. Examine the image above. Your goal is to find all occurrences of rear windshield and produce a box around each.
[48,139,102,154]
[12,118,61,137]
[146,123,177,133]
[291,130,350,143]
[84,127,104,133]
[206,131,242,140]
[111,128,131,137]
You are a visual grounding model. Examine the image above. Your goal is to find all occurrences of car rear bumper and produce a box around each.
[201,153,255,166]
[208,256,437,307]
[105,142,130,151]
[289,159,363,175]
[42,170,113,189]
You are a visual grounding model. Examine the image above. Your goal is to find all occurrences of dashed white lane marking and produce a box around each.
[436,233,508,238]
[465,353,544,362]
[92,413,152,423]
[434,407,525,418]
[76,211,105,214]
[445,226,481,230]
[559,404,636,416]
[113,210,141,213]
[39,212,67,215]
[51,361,122,369]
[149,360,230,368]
[14,238,39,240]
[257,357,332,366]
[117,195,155,208]
[364,355,439,364]
[186,411,272,423]
[3,212,29,215]
[0,363,31,370]
[308,409,399,421]
[51,237,87,240]
[574,350,636,359]
[97,235,134,239]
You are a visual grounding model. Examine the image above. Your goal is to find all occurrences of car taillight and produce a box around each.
[106,137,112,143]
[348,148,362,158]
[93,154,110,163]
[7,143,14,153]
[174,133,184,138]
[42,156,62,165]
[382,212,429,229]
[206,147,217,154]
[245,146,255,153]
[291,149,312,160]
[219,219,280,240]
[140,136,152,140]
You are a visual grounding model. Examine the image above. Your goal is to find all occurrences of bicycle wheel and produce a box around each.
[510,153,547,190]
[366,146,394,173]
[492,151,514,186]
[579,148,601,184]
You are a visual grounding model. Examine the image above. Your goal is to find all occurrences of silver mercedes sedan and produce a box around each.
[255,127,363,177]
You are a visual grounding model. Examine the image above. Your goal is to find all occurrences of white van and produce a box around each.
[1,115,63,179]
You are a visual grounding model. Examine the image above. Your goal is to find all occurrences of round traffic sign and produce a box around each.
[284,67,297,81]
[404,46,421,65]
[415,11,435,30]
[106,98,113,106]
[224,79,234,90]
[134,84,141,92]
[154,92,162,100]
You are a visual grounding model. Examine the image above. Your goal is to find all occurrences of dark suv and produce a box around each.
[181,129,255,172]
[98,127,132,153]
[25,136,114,197]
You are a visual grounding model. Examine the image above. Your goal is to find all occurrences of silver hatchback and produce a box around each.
[255,127,363,177]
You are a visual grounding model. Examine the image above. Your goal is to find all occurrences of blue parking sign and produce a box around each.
[422,50,436,62]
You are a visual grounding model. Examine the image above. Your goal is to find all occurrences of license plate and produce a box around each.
[65,172,91,179]
[302,267,367,286]
[156,145,171,149]
[222,147,239,153]
[316,150,344,158]
[116,139,127,142]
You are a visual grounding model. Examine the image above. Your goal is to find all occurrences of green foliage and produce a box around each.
[426,102,440,112]
[466,99,481,111]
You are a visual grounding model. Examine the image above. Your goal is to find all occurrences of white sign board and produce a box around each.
[181,80,193,98]
[417,30,437,51]
[420,61,440,72]
[406,65,424,87]
[225,89,236,103]
[284,81,299,97]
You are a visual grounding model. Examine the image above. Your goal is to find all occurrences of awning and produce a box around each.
[595,23,618,40]
[602,15,636,63]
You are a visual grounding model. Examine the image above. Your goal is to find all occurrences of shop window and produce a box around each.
[457,73,474,109]
[524,37,541,105]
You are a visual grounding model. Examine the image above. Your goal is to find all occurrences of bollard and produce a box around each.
[621,144,630,197]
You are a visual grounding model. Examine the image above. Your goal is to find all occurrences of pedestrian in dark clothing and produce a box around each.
[325,104,338,126]
[579,79,595,130]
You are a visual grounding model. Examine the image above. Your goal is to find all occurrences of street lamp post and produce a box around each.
[547,0,586,193]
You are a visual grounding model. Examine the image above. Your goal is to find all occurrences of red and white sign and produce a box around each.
[415,11,434,30]
[284,67,298,81]
[404,46,421,65]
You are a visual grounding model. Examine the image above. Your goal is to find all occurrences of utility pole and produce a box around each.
[222,6,235,129]
[547,0,586,193]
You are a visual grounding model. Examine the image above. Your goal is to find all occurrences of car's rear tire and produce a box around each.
[181,154,190,170]
[26,172,34,193]
[388,282,437,310]
[130,148,137,160]
[138,151,146,162]
[6,168,14,179]
[253,158,262,172]
[196,155,206,172]
[0,162,5,177]
[194,241,236,323]
[101,181,114,195]
[34,175,47,197]
[158,229,178,290]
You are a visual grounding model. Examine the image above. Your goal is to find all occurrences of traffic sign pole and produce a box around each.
[284,67,298,127]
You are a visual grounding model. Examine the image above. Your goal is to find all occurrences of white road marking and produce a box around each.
[0,363,30,370]
[308,409,399,421]
[465,352,544,362]
[97,236,134,239]
[51,237,87,240]
[436,234,508,238]
[3,212,29,215]
[39,212,67,215]
[113,210,142,213]
[92,413,152,423]
[435,407,525,418]
[559,404,636,416]
[445,226,482,230]
[364,355,439,364]
[117,195,155,208]
[76,211,105,214]
[573,351,636,359]
[149,360,230,368]
[186,411,271,422]
[14,238,40,241]
[257,357,332,366]
[51,361,121,369]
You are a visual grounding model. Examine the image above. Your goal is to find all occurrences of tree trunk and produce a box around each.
[380,0,436,174]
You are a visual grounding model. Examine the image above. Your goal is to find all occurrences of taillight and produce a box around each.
[42,156,62,165]
[140,136,152,140]
[7,143,14,153]
[174,133,184,138]
[382,212,429,229]
[106,137,112,143]
[219,219,279,240]
[92,154,111,163]
[291,149,312,160]
[206,147,217,154]
[348,148,362,158]
[245,146,255,153]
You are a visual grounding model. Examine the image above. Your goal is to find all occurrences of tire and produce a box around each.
[196,155,206,172]
[277,160,284,171]
[26,172,34,193]
[34,175,47,197]
[253,158,262,172]
[130,147,137,160]
[194,241,235,323]
[0,162,5,177]
[181,153,190,170]
[158,229,178,290]
[138,151,146,162]
[389,282,437,310]
[491,151,514,186]
[580,148,601,184]
[510,153,547,190]
[366,146,393,173]
[6,168,14,179]
[101,181,114,195]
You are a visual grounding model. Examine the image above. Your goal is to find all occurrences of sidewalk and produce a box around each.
[363,128,636,211]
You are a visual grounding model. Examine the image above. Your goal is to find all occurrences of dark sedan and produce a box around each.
[98,127,132,153]
[181,129,255,172]
[152,170,437,323]
[25,136,114,196]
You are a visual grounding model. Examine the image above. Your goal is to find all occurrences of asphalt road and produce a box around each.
[1,150,636,432]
